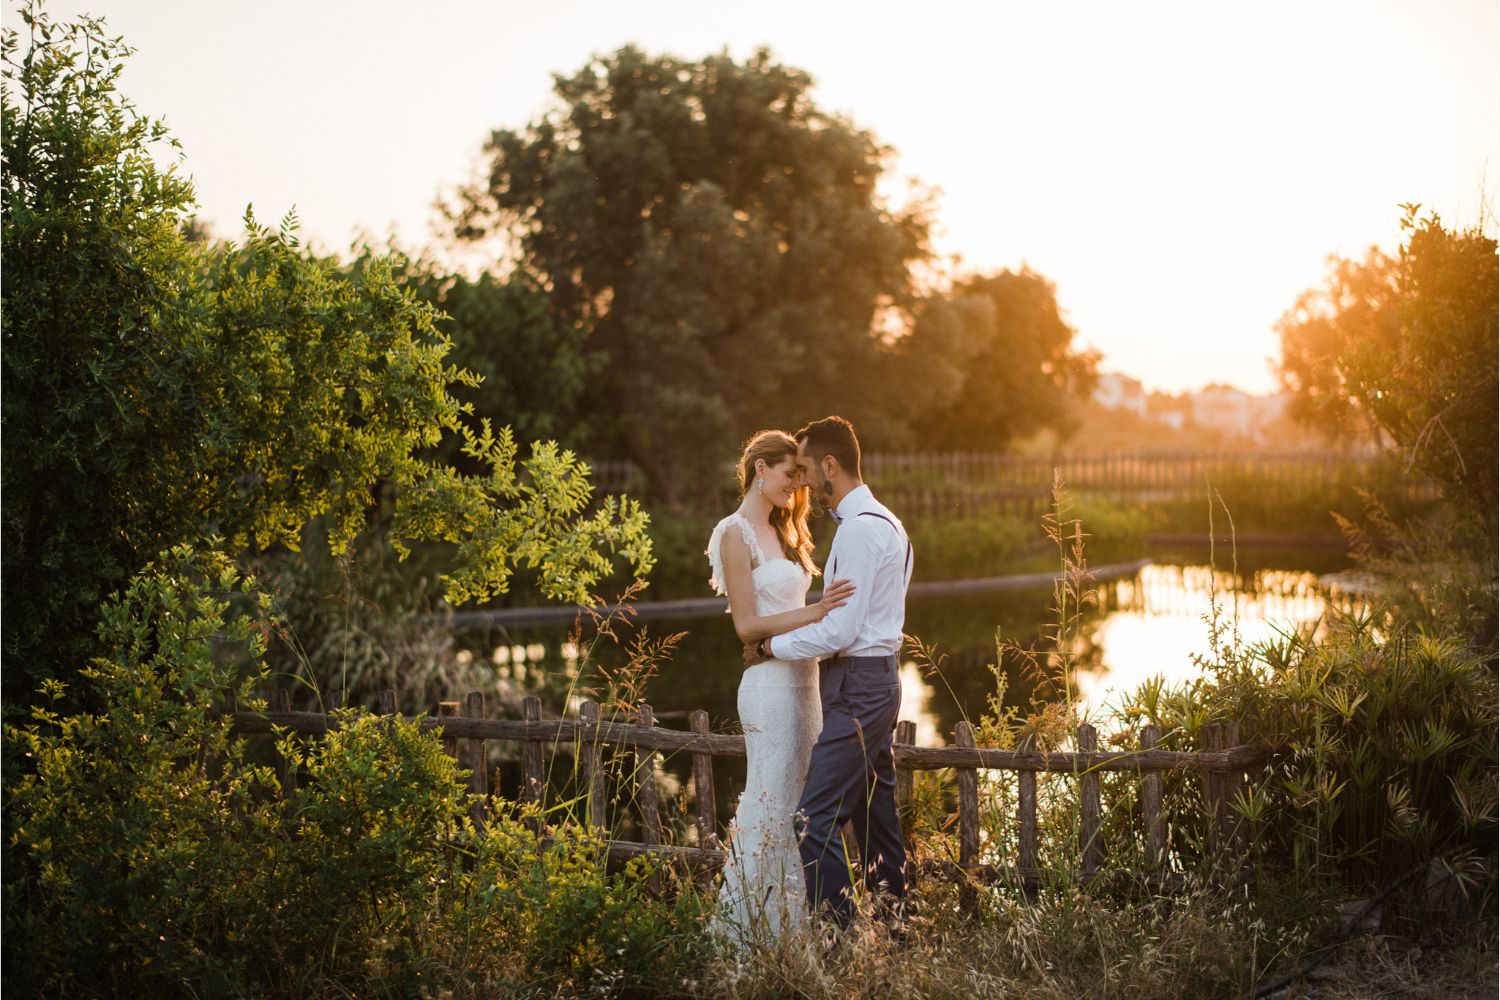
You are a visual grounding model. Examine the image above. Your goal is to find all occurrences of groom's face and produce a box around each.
[796,440,832,508]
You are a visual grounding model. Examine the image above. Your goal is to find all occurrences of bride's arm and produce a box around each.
[719,528,853,644]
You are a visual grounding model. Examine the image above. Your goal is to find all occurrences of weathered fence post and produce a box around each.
[521,696,545,832]
[635,704,664,847]
[1200,722,1225,864]
[1077,724,1102,880]
[1224,720,1249,868]
[894,720,916,821]
[1140,724,1166,872]
[954,722,981,870]
[378,689,397,718]
[1018,736,1038,887]
[635,704,664,891]
[579,700,607,831]
[689,710,719,850]
[437,700,460,761]
[463,691,488,826]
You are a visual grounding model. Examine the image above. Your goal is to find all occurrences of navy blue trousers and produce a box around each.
[795,654,907,929]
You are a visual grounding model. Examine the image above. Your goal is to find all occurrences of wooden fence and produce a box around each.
[861,449,1383,493]
[230,689,1268,889]
[588,449,1418,520]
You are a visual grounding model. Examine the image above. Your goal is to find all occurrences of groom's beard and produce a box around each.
[811,479,834,516]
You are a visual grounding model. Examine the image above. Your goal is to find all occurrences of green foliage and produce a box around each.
[625,506,722,600]
[5,546,284,993]
[1276,208,1498,542]
[2,9,200,693]
[273,711,470,979]
[379,253,601,454]
[1,6,653,700]
[904,512,1035,581]
[905,268,1100,450]
[463,823,708,990]
[452,45,932,506]
[1140,452,1434,537]
[5,548,696,997]
[1131,607,1498,887]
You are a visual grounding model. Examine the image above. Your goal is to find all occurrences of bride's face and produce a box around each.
[758,456,802,509]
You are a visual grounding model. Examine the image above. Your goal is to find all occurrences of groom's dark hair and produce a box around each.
[796,416,861,480]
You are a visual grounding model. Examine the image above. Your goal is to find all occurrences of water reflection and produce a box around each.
[1075,564,1333,718]
[897,661,941,747]
[456,556,1344,742]
[456,555,1348,824]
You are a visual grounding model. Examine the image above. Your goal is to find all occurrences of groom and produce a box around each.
[743,415,912,931]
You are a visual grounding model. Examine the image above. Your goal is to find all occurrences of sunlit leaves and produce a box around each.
[2,6,654,698]
[1275,208,1498,541]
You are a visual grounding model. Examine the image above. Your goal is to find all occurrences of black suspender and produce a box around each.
[828,510,913,580]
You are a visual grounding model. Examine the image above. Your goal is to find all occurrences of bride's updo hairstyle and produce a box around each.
[737,430,818,577]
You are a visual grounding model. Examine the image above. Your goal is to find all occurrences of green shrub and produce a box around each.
[905,513,1035,581]
[4,547,699,997]
[1118,602,1498,888]
[4,546,282,994]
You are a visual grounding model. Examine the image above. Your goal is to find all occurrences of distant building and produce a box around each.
[1094,373,1296,444]
[1191,384,1256,438]
[1092,372,1148,416]
[1147,390,1190,431]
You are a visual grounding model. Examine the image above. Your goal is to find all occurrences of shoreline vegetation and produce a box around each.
[7,485,1495,998]
[4,6,1494,997]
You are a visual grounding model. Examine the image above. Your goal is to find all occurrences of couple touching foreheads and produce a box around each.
[705,415,912,947]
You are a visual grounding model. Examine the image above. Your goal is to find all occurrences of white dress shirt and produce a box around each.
[769,484,913,661]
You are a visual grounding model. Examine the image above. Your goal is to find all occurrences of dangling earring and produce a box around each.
[757,477,765,496]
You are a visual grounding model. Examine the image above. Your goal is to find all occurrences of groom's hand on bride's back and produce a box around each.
[742,640,768,669]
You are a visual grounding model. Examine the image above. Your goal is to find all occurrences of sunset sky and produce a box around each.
[14,0,1497,394]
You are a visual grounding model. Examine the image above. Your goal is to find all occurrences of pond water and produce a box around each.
[460,544,1352,743]
[1072,563,1336,718]
[455,544,1353,829]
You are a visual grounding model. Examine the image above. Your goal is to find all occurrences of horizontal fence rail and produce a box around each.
[441,559,1154,630]
[228,690,1268,888]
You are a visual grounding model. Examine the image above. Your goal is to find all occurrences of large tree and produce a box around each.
[379,254,600,455]
[1,9,652,700]
[902,268,1099,450]
[1276,207,1498,539]
[452,46,930,505]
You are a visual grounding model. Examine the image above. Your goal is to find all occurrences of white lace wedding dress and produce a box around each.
[706,513,822,945]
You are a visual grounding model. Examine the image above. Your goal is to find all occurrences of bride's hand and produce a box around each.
[815,578,855,619]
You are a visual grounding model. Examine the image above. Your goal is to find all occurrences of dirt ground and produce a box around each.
[1263,932,1497,1000]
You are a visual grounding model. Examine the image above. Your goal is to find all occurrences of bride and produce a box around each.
[706,429,853,945]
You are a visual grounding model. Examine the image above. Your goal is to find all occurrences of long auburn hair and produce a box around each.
[737,430,818,576]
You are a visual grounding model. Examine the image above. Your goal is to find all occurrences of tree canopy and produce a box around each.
[904,268,1099,451]
[1,8,652,700]
[452,46,931,505]
[1276,206,1498,539]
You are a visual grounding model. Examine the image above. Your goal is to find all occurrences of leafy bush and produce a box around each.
[4,548,698,997]
[1170,610,1498,886]
[1,6,653,702]
[905,513,1036,581]
[4,546,283,994]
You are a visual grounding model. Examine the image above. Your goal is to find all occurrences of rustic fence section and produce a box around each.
[588,449,1407,518]
[229,693,1268,886]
